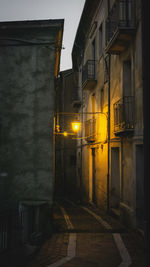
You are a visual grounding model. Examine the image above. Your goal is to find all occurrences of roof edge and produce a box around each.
[0,19,64,29]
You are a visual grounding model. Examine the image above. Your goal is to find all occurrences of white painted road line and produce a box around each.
[82,206,132,266]
[82,206,112,230]
[55,202,132,267]
[47,257,69,267]
[113,233,132,267]
[59,206,74,230]
[67,233,76,258]
[47,233,77,267]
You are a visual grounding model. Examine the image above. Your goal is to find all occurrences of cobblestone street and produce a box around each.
[25,199,144,267]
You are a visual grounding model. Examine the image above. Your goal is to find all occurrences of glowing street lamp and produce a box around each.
[71,121,81,132]
[63,131,68,137]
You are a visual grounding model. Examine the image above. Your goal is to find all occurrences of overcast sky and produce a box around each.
[0,0,85,71]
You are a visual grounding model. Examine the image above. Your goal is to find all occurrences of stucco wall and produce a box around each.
[0,32,55,206]
[75,0,143,228]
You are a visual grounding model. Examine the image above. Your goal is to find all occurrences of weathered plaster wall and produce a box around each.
[0,33,55,206]
[74,0,143,227]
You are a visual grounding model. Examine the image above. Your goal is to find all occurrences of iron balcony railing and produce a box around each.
[85,118,96,142]
[106,0,135,47]
[82,60,96,89]
[114,96,134,133]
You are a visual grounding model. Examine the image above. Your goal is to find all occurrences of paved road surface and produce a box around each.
[26,198,144,267]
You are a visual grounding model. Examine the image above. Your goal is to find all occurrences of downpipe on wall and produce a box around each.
[106,0,110,214]
[106,53,111,213]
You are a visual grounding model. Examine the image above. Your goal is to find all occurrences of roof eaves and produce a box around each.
[0,19,64,30]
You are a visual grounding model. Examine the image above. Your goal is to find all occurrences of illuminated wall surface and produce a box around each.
[97,113,107,142]
[73,0,143,228]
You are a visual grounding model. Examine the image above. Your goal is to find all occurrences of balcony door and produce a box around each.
[119,0,133,26]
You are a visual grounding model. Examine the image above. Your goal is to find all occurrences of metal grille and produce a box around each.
[82,60,96,87]
[85,118,96,142]
[114,96,134,133]
[106,0,135,45]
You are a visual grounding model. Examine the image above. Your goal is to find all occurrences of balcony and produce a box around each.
[105,0,136,54]
[114,96,134,134]
[85,118,96,142]
[82,60,97,90]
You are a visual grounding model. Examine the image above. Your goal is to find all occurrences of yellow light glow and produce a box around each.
[98,114,107,141]
[72,121,80,132]
[63,131,68,137]
[56,124,60,132]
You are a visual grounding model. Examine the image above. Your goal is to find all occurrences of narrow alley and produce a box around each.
[0,1,147,266]
[26,199,144,267]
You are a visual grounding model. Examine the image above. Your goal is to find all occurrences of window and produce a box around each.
[119,0,126,22]
[99,24,103,58]
[119,0,133,26]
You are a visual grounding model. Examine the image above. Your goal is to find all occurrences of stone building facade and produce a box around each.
[0,19,64,242]
[72,0,143,229]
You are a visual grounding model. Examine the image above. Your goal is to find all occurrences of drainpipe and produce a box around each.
[74,42,84,203]
[121,137,124,201]
[107,54,111,213]
[141,0,150,265]
[107,0,110,213]
[80,49,84,202]
[53,112,56,199]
